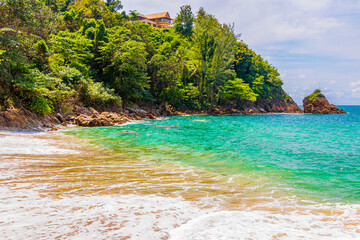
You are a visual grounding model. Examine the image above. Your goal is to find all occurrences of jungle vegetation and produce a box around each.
[0,0,289,114]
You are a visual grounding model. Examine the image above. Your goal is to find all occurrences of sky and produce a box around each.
[122,0,360,105]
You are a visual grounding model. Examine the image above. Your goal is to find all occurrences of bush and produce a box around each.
[28,95,53,115]
[306,89,321,102]
[81,81,122,108]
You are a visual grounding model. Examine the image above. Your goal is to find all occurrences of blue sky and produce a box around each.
[122,0,360,105]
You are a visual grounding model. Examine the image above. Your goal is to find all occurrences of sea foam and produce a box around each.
[169,209,360,239]
[0,133,79,155]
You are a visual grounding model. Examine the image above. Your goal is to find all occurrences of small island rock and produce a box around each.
[303,90,346,114]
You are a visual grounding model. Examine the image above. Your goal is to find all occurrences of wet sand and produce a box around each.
[0,131,359,239]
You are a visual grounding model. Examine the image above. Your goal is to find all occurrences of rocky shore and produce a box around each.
[0,95,310,131]
[0,98,302,131]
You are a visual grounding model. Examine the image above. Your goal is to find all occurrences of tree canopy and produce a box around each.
[0,0,289,113]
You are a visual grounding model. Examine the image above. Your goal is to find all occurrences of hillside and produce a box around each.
[0,0,301,125]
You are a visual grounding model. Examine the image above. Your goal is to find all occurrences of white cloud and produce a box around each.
[351,80,360,87]
[352,87,360,93]
[289,0,331,11]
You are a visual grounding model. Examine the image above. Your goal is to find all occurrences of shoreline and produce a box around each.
[1,129,360,239]
[0,101,305,132]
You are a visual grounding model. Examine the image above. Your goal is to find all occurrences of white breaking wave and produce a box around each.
[169,209,360,240]
[0,133,79,155]
[1,184,359,240]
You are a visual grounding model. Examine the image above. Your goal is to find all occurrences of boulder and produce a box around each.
[303,90,346,114]
[55,113,64,123]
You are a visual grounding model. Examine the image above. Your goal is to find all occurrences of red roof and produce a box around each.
[144,12,172,20]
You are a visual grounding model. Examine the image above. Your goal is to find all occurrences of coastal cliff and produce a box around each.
[246,96,303,114]
[303,90,346,114]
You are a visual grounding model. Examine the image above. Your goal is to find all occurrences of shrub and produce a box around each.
[306,89,321,102]
[28,95,53,115]
[81,81,122,108]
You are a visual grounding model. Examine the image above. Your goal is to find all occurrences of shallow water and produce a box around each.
[67,106,360,203]
[1,106,359,239]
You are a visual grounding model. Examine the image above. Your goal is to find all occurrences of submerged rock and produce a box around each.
[303,90,346,114]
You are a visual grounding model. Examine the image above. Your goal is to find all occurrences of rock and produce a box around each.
[55,113,64,123]
[136,109,147,118]
[303,90,346,114]
[132,104,140,110]
[73,105,93,116]
[66,115,76,121]
[146,113,156,119]
[89,108,99,115]
[0,109,61,131]
[209,108,222,115]
[99,119,112,126]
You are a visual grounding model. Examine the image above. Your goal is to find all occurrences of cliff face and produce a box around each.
[303,92,346,114]
[237,94,303,114]
[256,97,303,113]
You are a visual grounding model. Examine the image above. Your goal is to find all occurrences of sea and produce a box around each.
[0,106,359,239]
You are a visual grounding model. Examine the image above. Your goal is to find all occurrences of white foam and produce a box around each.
[0,134,79,155]
[0,186,210,240]
[169,210,360,240]
[1,183,359,240]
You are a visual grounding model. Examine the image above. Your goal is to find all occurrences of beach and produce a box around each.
[1,111,359,240]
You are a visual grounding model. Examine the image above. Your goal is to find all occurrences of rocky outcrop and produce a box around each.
[0,109,59,131]
[234,95,303,114]
[303,91,346,114]
[255,97,303,113]
[0,104,166,131]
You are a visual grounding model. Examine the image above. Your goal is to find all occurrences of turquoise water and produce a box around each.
[66,106,360,203]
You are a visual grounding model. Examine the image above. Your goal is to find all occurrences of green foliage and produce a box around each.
[67,0,126,28]
[306,89,322,102]
[28,95,53,115]
[100,28,149,102]
[0,28,33,107]
[190,8,237,105]
[148,54,181,102]
[105,0,122,12]
[49,30,93,74]
[174,5,194,38]
[0,1,292,114]
[234,41,284,102]
[81,81,122,107]
[222,78,257,102]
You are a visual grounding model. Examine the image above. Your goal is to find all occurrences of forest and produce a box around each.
[0,0,290,115]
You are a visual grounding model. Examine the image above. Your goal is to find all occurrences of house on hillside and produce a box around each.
[132,12,173,29]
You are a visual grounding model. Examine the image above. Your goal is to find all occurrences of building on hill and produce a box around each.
[132,12,173,29]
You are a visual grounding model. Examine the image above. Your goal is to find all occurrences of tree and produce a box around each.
[100,28,149,103]
[0,29,32,108]
[190,8,237,106]
[174,5,194,38]
[49,30,93,75]
[105,0,122,12]
[234,41,284,101]
[221,78,257,106]
[148,54,181,103]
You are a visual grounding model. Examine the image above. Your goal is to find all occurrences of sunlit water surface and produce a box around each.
[0,106,359,239]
